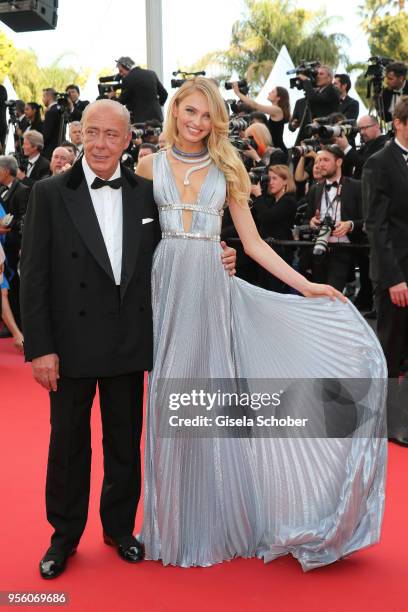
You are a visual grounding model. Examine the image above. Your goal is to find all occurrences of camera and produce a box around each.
[294,138,321,156]
[365,56,392,97]
[132,123,162,140]
[5,100,17,124]
[171,70,206,88]
[287,60,320,90]
[304,117,358,141]
[225,79,249,96]
[98,74,122,97]
[248,166,268,187]
[313,214,336,256]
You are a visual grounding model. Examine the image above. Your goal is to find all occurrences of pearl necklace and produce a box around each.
[171,144,211,186]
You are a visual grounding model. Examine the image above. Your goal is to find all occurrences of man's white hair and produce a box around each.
[81,99,131,132]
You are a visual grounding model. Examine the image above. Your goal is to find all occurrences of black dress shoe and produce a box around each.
[39,548,76,579]
[103,533,144,563]
[388,436,408,447]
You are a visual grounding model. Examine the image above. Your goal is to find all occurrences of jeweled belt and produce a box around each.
[158,204,224,216]
[161,231,221,242]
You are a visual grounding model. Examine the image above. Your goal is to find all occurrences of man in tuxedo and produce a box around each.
[42,88,62,160]
[305,145,364,292]
[65,84,89,122]
[0,156,29,327]
[69,121,83,157]
[337,115,387,180]
[18,130,50,189]
[116,56,168,123]
[298,65,340,119]
[362,96,408,446]
[20,99,236,579]
[333,74,359,121]
[381,62,408,124]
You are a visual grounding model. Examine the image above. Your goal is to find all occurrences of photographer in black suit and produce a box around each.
[298,65,340,119]
[17,130,50,189]
[116,56,168,123]
[334,74,359,121]
[336,115,387,180]
[305,145,364,292]
[363,96,408,446]
[42,88,61,159]
[65,84,89,122]
[381,62,408,124]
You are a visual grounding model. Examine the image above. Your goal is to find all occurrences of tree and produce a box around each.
[188,0,348,93]
[0,31,15,83]
[359,0,408,60]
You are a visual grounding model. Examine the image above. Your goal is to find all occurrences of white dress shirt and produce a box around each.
[82,156,123,285]
[320,181,350,244]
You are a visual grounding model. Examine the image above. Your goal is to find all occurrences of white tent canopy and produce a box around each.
[3,76,19,154]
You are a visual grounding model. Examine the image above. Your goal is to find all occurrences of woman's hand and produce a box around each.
[220,241,237,277]
[232,82,243,98]
[302,282,347,302]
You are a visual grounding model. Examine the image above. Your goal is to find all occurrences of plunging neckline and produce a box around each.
[164,150,214,206]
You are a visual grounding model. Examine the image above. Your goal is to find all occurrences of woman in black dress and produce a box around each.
[24,102,44,133]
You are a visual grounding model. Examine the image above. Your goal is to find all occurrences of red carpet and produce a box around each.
[1,337,407,612]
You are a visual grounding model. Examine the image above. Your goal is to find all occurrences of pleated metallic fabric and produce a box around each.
[141,150,387,570]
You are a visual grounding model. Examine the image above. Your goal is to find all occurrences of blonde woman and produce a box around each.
[136,78,386,569]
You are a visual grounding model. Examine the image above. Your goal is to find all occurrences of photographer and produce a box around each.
[116,56,168,123]
[65,84,89,122]
[242,122,273,166]
[251,164,298,292]
[305,145,364,292]
[335,115,387,180]
[298,65,340,118]
[333,74,359,121]
[382,62,408,123]
[18,131,50,189]
[232,83,290,153]
[24,102,43,133]
[42,88,61,159]
[293,143,319,196]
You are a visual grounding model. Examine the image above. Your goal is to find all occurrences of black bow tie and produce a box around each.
[394,143,408,160]
[325,181,338,190]
[91,176,123,190]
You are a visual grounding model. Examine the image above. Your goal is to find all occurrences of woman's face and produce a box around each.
[268,88,278,104]
[25,104,35,120]
[173,91,212,147]
[268,170,286,195]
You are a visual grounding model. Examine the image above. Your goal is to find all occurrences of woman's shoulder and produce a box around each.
[135,148,168,181]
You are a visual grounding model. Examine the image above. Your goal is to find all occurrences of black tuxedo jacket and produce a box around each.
[339,95,359,121]
[362,140,408,291]
[305,177,365,244]
[381,82,408,123]
[20,161,161,377]
[302,81,340,118]
[21,155,50,188]
[0,179,29,257]
[119,67,168,123]
[343,135,388,180]
[43,104,61,159]
[69,99,89,122]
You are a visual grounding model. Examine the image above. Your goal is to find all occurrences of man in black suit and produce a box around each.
[381,62,408,124]
[42,88,62,159]
[17,130,50,189]
[289,97,312,144]
[362,96,408,446]
[298,65,340,119]
[305,145,364,292]
[20,99,236,579]
[337,115,387,180]
[116,56,168,123]
[334,74,359,121]
[0,155,29,327]
[65,84,89,122]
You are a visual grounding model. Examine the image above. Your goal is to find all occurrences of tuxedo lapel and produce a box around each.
[63,162,115,284]
[120,167,142,301]
[390,141,408,190]
[315,183,324,212]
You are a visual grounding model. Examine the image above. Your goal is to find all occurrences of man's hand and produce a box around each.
[389,282,408,308]
[0,226,10,235]
[32,353,60,392]
[332,220,352,237]
[232,82,242,98]
[297,74,310,82]
[310,209,321,229]
[220,241,236,277]
[16,168,26,181]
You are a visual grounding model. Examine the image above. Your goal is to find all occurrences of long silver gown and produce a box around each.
[141,150,387,570]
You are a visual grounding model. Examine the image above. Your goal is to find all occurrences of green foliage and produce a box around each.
[188,0,349,93]
[368,12,408,61]
[0,30,15,82]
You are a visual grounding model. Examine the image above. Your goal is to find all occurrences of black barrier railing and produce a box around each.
[226,237,370,250]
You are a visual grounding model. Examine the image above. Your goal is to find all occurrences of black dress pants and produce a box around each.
[312,249,354,292]
[46,371,144,553]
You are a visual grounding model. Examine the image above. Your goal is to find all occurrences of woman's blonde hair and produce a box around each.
[245,122,272,155]
[268,164,296,194]
[164,77,250,208]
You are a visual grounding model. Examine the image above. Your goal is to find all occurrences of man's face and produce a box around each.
[23,138,38,157]
[138,147,153,161]
[358,118,379,143]
[67,88,79,103]
[386,71,405,90]
[50,147,72,175]
[82,103,132,179]
[0,167,9,185]
[316,151,341,179]
[42,91,49,107]
[117,64,129,78]
[394,118,408,146]
[316,68,331,88]
[69,124,83,146]
[333,77,347,97]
